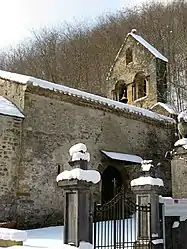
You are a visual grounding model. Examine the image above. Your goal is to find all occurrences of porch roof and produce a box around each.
[101,150,143,164]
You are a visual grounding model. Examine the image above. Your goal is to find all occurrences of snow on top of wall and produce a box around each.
[0,70,30,84]
[56,168,101,184]
[101,150,143,163]
[130,32,168,62]
[131,176,164,187]
[0,96,24,118]
[159,196,173,203]
[0,228,27,242]
[178,110,187,122]
[174,138,187,148]
[151,102,177,115]
[0,70,175,124]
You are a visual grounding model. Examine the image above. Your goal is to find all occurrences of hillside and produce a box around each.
[0,0,187,110]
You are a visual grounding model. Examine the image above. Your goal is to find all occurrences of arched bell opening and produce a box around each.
[112,80,128,103]
[132,71,148,101]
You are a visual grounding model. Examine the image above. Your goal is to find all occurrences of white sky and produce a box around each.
[0,0,172,49]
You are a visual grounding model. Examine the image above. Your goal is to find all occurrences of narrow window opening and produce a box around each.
[133,72,148,101]
[126,48,133,65]
[143,79,147,96]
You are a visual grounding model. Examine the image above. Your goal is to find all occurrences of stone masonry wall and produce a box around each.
[14,86,174,228]
[0,114,22,222]
[0,78,26,111]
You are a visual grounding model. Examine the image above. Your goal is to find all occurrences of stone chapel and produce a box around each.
[0,30,176,228]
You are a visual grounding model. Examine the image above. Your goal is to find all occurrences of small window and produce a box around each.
[126,48,133,65]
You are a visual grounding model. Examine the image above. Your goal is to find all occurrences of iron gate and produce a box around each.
[93,187,152,249]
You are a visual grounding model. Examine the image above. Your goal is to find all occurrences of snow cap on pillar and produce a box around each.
[56,142,101,184]
[69,143,90,162]
[131,160,164,187]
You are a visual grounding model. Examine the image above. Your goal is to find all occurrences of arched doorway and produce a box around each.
[101,166,122,204]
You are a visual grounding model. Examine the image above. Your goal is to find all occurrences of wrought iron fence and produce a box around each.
[93,187,151,249]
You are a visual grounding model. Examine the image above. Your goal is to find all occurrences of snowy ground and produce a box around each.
[0,217,138,248]
[23,226,65,248]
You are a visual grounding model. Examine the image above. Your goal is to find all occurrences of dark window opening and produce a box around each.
[101,166,122,204]
[126,48,133,65]
[143,79,147,96]
[137,79,147,99]
[133,72,148,101]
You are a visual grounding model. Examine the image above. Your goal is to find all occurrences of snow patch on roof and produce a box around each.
[101,151,143,163]
[56,168,101,184]
[0,96,24,118]
[130,32,168,62]
[151,102,177,115]
[0,70,175,124]
[131,176,164,187]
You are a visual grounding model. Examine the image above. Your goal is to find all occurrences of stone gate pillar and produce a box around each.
[166,111,187,249]
[171,138,187,198]
[131,160,164,249]
[56,143,101,247]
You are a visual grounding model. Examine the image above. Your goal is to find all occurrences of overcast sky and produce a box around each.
[0,0,172,49]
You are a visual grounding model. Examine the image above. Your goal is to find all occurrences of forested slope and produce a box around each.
[1,0,187,110]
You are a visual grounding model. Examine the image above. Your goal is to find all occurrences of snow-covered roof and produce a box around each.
[101,150,143,163]
[0,70,175,124]
[0,96,24,118]
[151,102,177,115]
[130,32,168,62]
